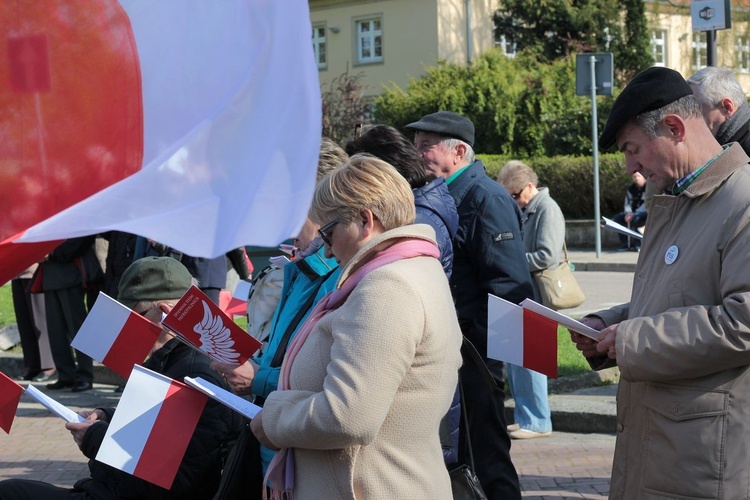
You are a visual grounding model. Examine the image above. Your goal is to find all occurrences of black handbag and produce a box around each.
[213,421,265,500]
[449,346,488,500]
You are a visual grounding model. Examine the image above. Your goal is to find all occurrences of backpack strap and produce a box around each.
[269,268,337,367]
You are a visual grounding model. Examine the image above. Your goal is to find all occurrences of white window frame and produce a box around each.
[692,32,707,70]
[737,36,750,73]
[650,29,667,67]
[355,17,383,64]
[495,33,516,58]
[312,24,327,70]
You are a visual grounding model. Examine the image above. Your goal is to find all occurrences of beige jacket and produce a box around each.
[262,224,463,499]
[593,143,750,499]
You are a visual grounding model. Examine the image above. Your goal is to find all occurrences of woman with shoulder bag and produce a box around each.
[497,161,567,440]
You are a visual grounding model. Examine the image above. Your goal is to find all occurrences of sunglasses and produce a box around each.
[317,219,339,247]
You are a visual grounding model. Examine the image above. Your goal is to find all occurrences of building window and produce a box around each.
[737,36,750,73]
[356,17,382,64]
[692,32,707,70]
[312,24,327,69]
[650,29,667,67]
[495,33,516,58]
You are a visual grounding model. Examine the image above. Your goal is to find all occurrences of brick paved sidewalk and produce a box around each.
[2,406,615,498]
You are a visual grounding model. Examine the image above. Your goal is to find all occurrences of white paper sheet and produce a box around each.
[183,376,261,420]
[520,298,602,341]
[25,385,85,423]
[601,217,644,240]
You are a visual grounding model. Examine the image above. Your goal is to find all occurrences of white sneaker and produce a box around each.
[509,428,552,440]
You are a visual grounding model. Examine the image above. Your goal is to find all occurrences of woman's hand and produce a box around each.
[211,360,259,395]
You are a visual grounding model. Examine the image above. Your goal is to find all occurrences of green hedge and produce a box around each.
[478,153,630,219]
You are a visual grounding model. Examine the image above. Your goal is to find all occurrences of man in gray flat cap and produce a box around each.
[407,111,534,499]
[572,66,750,498]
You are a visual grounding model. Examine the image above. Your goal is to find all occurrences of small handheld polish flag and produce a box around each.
[96,365,208,490]
[71,293,162,379]
[487,294,559,378]
[220,280,252,317]
[0,372,24,434]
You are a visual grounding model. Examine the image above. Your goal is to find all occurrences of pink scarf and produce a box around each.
[264,237,439,499]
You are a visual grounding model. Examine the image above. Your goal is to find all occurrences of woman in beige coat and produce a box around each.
[250,155,463,499]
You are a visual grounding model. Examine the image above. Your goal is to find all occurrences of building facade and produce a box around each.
[311,0,750,98]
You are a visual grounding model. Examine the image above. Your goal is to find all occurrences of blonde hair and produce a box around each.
[497,160,538,193]
[317,137,349,184]
[310,154,415,230]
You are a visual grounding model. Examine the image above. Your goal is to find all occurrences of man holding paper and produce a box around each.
[571,67,750,499]
[0,257,241,500]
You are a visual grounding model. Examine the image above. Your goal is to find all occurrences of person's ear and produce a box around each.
[720,97,736,117]
[454,142,467,163]
[662,114,686,142]
[359,209,377,237]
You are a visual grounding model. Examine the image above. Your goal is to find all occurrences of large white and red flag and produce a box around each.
[0,0,321,285]
[487,294,559,378]
[0,372,24,434]
[71,293,162,379]
[96,364,208,490]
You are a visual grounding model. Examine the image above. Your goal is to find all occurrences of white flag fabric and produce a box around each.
[2,0,321,284]
[96,365,208,490]
[71,293,161,379]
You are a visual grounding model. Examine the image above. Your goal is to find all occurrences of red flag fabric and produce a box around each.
[0,1,143,285]
[522,309,559,378]
[0,372,25,434]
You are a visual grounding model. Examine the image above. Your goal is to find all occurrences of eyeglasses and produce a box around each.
[317,220,339,247]
[511,186,526,200]
[134,306,153,317]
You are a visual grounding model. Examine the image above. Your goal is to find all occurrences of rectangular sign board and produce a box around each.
[692,0,731,32]
[575,53,613,96]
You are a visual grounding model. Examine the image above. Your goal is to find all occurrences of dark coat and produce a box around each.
[41,236,96,291]
[447,160,534,355]
[725,118,750,156]
[74,340,242,500]
[414,177,459,279]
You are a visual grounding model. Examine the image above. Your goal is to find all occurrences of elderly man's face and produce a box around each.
[414,131,458,178]
[617,120,679,193]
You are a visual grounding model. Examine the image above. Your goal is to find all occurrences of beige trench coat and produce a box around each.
[593,144,750,499]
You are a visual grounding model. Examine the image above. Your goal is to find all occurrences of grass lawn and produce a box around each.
[0,284,14,329]
[557,326,591,378]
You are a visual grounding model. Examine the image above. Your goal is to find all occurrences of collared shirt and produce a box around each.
[445,162,473,185]
[671,145,729,195]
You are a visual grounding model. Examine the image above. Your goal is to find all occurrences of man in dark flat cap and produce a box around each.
[407,111,534,499]
[571,66,750,498]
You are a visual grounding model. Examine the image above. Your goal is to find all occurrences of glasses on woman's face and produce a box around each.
[511,186,525,200]
[317,220,339,247]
